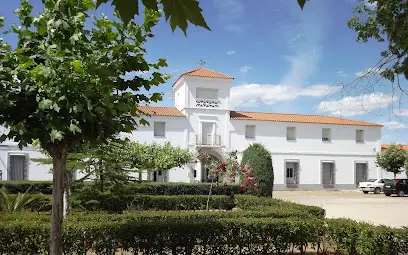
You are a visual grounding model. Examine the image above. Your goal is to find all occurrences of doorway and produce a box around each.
[201,122,214,145]
[355,163,368,186]
[322,162,335,188]
[285,161,299,187]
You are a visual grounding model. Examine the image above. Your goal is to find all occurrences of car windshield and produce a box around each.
[366,179,376,182]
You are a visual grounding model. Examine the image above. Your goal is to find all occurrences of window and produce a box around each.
[322,128,331,141]
[9,155,27,180]
[286,168,294,178]
[356,129,364,143]
[158,171,162,176]
[286,127,296,141]
[245,125,256,139]
[154,122,165,137]
[196,88,218,99]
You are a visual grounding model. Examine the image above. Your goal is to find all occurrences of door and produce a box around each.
[286,162,296,185]
[9,155,27,180]
[322,162,335,185]
[355,163,367,185]
[201,123,214,145]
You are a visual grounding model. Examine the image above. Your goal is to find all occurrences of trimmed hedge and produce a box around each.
[74,193,236,212]
[0,181,53,194]
[0,216,407,255]
[103,182,245,196]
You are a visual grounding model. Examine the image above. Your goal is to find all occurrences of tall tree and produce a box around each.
[376,144,408,179]
[0,1,168,254]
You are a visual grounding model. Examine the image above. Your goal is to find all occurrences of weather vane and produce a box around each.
[199,59,206,66]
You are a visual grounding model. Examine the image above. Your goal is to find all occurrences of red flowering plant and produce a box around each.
[239,164,260,195]
[208,151,260,195]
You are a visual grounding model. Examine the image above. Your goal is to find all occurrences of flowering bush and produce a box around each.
[208,151,260,195]
[239,165,260,195]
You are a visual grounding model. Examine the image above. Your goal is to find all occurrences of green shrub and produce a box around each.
[0,181,53,194]
[105,182,245,196]
[241,143,274,197]
[74,187,236,212]
[235,195,325,218]
[2,216,407,255]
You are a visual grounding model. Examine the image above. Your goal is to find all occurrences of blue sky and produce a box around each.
[1,0,408,144]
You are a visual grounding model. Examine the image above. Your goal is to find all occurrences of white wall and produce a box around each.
[230,120,381,155]
[183,76,231,110]
[0,145,52,181]
[174,81,186,111]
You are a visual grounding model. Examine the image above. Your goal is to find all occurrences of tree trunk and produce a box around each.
[50,148,67,255]
[394,172,397,179]
[63,171,73,217]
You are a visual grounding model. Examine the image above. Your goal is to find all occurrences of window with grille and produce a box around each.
[154,122,165,137]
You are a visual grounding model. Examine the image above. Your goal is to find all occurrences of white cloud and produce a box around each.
[230,83,337,108]
[382,121,408,130]
[317,93,396,116]
[336,70,347,77]
[355,67,383,77]
[239,66,252,73]
[393,109,408,116]
[226,50,236,56]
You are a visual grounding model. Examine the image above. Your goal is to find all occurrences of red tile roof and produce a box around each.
[137,106,382,127]
[230,110,383,127]
[173,67,234,87]
[137,106,184,117]
[381,144,408,152]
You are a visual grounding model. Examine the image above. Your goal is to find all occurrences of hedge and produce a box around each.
[0,216,407,255]
[100,182,245,196]
[0,181,53,194]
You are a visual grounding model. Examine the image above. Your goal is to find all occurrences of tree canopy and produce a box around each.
[376,144,407,178]
[0,0,168,253]
[348,0,408,89]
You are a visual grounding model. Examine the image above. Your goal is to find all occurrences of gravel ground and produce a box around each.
[274,190,408,227]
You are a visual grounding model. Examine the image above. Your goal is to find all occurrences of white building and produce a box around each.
[0,67,398,189]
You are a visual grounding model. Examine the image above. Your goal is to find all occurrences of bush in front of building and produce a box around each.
[0,181,53,194]
[241,143,274,197]
[0,215,406,255]
[110,181,245,196]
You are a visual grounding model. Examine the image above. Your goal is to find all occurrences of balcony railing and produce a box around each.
[196,99,220,108]
[196,134,222,147]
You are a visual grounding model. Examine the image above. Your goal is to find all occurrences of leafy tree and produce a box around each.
[347,0,408,98]
[125,141,193,179]
[0,1,168,253]
[376,144,408,179]
[241,143,274,197]
[0,186,34,212]
[100,0,308,34]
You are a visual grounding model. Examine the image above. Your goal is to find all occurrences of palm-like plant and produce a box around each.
[0,186,34,212]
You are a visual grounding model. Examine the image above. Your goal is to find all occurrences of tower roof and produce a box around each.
[173,67,234,87]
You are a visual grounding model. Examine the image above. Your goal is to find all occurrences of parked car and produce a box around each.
[383,179,408,197]
[358,179,389,194]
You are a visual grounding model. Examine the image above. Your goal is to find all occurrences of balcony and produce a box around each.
[196,134,222,147]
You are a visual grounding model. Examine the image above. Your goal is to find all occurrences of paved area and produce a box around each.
[274,190,408,227]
